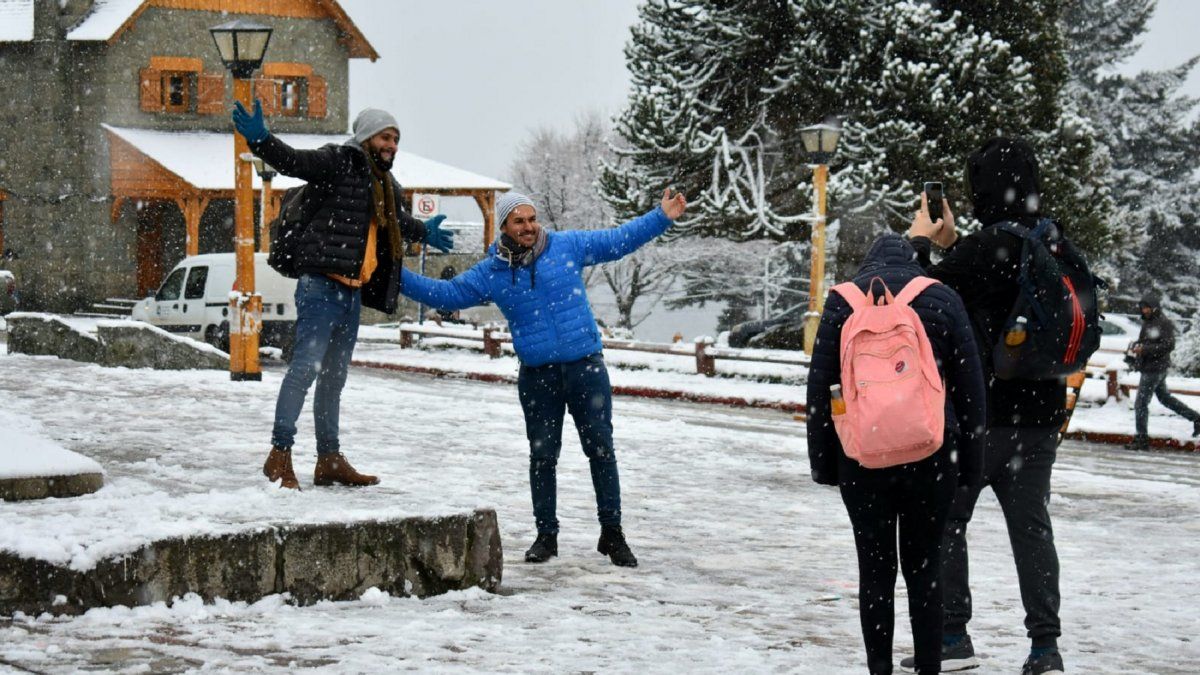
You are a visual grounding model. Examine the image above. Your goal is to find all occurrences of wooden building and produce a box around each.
[0,0,508,309]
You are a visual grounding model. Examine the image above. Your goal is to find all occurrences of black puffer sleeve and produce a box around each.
[806,292,852,486]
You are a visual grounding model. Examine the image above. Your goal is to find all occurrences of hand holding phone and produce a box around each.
[924,182,944,224]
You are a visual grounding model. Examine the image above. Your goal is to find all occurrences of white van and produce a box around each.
[132,253,297,355]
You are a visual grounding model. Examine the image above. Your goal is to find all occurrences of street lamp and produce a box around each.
[799,122,842,356]
[211,19,272,382]
[240,152,278,253]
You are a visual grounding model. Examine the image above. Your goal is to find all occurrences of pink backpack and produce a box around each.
[829,277,946,469]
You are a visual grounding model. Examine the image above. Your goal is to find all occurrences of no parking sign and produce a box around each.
[412,193,440,220]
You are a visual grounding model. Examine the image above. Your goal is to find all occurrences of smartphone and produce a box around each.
[924,182,944,223]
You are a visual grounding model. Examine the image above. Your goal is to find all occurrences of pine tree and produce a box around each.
[1062,0,1200,317]
[604,0,1111,252]
[600,0,804,240]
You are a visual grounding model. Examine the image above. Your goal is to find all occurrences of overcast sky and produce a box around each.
[341,0,1200,184]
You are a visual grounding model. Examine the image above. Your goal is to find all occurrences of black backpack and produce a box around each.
[266,184,325,279]
[988,219,1102,380]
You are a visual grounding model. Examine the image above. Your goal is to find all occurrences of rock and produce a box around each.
[5,314,228,370]
[0,509,503,616]
[5,313,102,362]
[97,322,227,370]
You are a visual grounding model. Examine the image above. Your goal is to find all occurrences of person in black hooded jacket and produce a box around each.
[903,138,1068,675]
[807,234,986,675]
[1126,291,1200,449]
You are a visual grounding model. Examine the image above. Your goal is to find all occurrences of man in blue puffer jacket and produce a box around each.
[400,189,687,567]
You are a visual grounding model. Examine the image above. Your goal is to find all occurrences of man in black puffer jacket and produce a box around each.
[903,138,1067,675]
[808,234,986,675]
[233,101,453,490]
[1127,291,1200,449]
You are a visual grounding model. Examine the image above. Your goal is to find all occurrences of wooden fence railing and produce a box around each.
[385,324,1200,400]
[387,323,806,377]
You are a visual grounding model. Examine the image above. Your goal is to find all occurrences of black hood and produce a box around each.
[855,233,923,280]
[1139,291,1162,315]
[965,137,1042,226]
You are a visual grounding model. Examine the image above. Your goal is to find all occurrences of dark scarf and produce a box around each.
[362,144,403,261]
[497,228,548,288]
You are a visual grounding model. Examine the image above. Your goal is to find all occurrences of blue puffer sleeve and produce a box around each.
[576,207,673,266]
[400,262,492,311]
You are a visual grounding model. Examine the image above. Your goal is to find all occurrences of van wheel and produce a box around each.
[207,322,230,353]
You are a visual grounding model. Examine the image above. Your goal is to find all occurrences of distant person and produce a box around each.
[233,101,455,489]
[398,188,687,567]
[808,234,986,675]
[905,138,1079,675]
[1125,291,1200,450]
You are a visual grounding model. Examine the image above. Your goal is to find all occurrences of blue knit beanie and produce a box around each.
[496,191,536,229]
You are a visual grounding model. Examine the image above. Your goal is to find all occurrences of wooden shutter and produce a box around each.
[139,68,162,112]
[196,73,225,115]
[254,77,281,116]
[308,76,327,119]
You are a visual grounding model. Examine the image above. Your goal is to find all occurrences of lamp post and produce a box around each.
[210,19,272,381]
[799,122,842,356]
[240,152,278,253]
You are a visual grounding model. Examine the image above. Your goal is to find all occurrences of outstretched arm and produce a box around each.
[577,189,686,265]
[400,263,491,311]
[234,99,341,184]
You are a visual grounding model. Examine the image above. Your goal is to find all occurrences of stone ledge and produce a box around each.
[0,509,502,616]
[6,314,228,370]
[0,473,104,501]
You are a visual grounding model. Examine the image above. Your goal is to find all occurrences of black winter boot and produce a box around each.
[597,525,638,567]
[524,533,558,563]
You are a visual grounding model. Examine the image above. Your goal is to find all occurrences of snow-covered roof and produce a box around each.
[64,0,141,40]
[0,0,35,42]
[65,0,379,58]
[102,125,511,192]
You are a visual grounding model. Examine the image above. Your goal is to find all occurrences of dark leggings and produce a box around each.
[839,449,957,675]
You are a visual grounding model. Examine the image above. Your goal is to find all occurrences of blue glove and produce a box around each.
[232,99,269,144]
[423,215,455,253]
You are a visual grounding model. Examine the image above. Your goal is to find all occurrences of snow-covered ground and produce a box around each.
[1,346,1198,672]
[0,408,103,480]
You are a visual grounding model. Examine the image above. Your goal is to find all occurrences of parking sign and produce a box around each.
[412,193,440,220]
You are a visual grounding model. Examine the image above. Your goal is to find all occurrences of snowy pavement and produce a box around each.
[1,349,1199,673]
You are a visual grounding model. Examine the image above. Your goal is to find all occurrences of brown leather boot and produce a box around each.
[263,446,300,490]
[314,452,379,487]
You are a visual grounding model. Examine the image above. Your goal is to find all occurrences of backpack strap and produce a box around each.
[895,276,941,307]
[831,282,870,313]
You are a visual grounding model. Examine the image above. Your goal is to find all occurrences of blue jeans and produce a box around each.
[518,352,621,534]
[271,274,361,455]
[1135,369,1199,438]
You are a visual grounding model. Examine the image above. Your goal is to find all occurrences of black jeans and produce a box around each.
[1134,369,1199,438]
[518,353,621,534]
[839,447,956,675]
[942,426,1061,648]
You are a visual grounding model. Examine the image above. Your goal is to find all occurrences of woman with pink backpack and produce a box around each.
[806,233,987,675]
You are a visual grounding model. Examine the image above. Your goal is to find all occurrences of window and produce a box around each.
[162,72,190,113]
[156,267,186,301]
[184,266,208,300]
[279,78,301,116]
[257,64,326,118]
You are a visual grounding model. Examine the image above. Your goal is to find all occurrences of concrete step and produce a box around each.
[0,508,502,616]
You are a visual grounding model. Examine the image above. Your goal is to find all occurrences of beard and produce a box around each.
[369,149,394,171]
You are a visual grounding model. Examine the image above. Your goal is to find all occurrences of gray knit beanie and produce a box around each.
[350,108,400,145]
[496,191,536,229]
